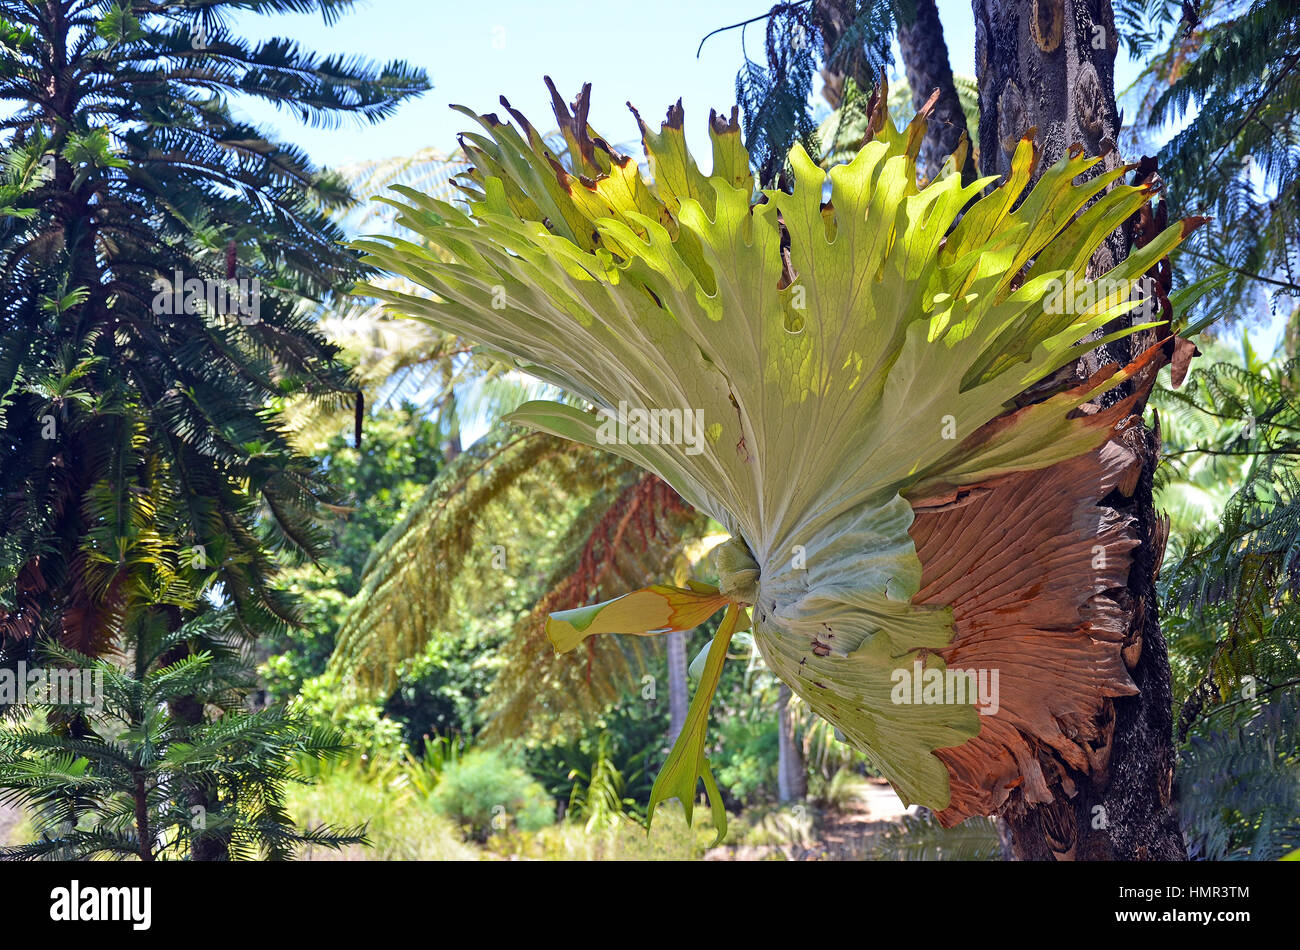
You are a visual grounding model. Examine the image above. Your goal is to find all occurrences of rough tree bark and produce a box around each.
[897,0,978,184]
[163,632,228,862]
[133,772,153,862]
[971,0,1186,860]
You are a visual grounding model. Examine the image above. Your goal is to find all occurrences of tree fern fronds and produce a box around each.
[483,473,713,743]
[325,430,626,697]
[1159,356,1300,735]
[1179,692,1300,860]
[865,809,1002,861]
[1163,456,1300,736]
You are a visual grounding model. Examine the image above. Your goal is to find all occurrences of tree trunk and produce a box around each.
[776,683,806,802]
[666,630,688,743]
[169,689,229,862]
[441,358,463,462]
[813,0,873,108]
[972,0,1186,860]
[817,0,976,185]
[133,772,153,862]
[897,0,978,184]
[163,635,229,861]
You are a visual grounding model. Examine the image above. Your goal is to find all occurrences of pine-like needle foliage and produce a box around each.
[719,1,898,185]
[0,631,364,861]
[0,0,429,653]
[0,0,426,860]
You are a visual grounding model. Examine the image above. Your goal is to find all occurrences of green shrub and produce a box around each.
[291,675,408,765]
[713,709,779,805]
[285,763,477,861]
[737,804,815,852]
[492,809,712,860]
[430,749,554,840]
[813,767,876,810]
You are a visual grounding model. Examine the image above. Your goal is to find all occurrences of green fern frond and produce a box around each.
[1179,692,1300,860]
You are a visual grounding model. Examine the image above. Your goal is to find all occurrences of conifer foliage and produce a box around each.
[0,0,427,859]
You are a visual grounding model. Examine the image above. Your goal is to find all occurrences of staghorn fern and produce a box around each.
[354,79,1199,836]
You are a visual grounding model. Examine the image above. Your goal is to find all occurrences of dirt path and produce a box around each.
[707,779,917,861]
[795,783,918,860]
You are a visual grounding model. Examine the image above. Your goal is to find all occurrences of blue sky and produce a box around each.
[227,2,1282,355]
[228,0,1144,169]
